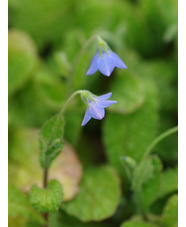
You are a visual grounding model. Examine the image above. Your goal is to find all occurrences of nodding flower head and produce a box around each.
[81,91,117,126]
[86,39,127,77]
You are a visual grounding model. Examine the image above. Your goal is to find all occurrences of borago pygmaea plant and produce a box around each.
[28,35,127,227]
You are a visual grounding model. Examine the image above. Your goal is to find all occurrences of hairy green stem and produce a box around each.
[43,169,49,227]
[72,34,101,69]
[48,90,84,146]
[143,126,178,159]
[69,35,101,90]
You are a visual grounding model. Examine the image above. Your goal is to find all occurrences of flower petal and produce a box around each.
[95,99,117,108]
[109,50,127,69]
[97,51,115,76]
[86,52,99,75]
[81,109,92,126]
[89,102,105,120]
[99,92,112,100]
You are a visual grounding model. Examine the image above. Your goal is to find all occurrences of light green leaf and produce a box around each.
[103,79,159,176]
[161,195,178,227]
[29,180,63,213]
[120,219,157,227]
[109,71,145,114]
[62,165,121,222]
[39,115,65,168]
[158,167,178,199]
[8,185,44,224]
[8,29,38,96]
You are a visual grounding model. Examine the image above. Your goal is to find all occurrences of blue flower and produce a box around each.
[86,49,127,77]
[81,92,117,126]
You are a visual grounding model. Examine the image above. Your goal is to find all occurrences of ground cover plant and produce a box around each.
[8,0,178,226]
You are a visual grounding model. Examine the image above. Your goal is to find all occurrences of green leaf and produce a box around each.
[158,167,178,199]
[8,185,44,224]
[103,79,159,176]
[8,29,38,96]
[29,180,63,213]
[120,219,157,227]
[109,71,145,114]
[132,157,154,191]
[161,195,178,227]
[62,165,121,222]
[39,115,65,168]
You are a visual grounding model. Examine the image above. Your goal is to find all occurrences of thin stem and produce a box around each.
[43,168,48,188]
[41,90,85,227]
[43,168,49,227]
[68,35,100,91]
[143,126,178,159]
[47,90,84,147]
[43,213,49,227]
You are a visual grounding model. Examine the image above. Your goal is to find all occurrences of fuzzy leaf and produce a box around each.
[62,165,121,222]
[132,157,154,191]
[39,115,65,168]
[29,180,63,213]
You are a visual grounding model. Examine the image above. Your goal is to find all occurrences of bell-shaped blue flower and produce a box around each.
[81,92,117,126]
[86,49,127,77]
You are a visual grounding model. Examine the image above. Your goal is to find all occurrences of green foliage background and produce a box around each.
[8,0,178,226]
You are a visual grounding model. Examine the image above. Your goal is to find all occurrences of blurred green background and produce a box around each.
[8,0,178,226]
